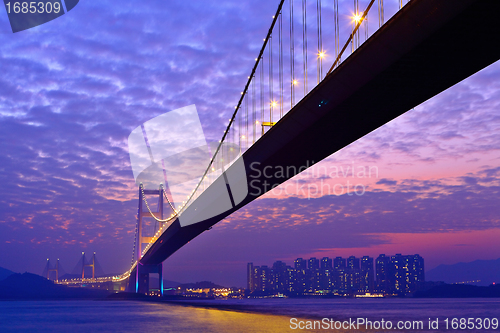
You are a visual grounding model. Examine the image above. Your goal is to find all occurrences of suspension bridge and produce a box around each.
[56,0,500,294]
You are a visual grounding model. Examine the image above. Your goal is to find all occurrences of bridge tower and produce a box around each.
[81,252,95,279]
[46,259,59,281]
[130,184,165,295]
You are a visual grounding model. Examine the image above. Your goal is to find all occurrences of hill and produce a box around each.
[178,281,225,289]
[415,283,500,298]
[0,273,110,299]
[426,258,500,286]
[0,267,15,281]
[149,277,182,289]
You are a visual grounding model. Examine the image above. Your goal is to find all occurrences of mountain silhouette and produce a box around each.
[426,258,500,286]
[0,272,109,299]
[0,266,15,281]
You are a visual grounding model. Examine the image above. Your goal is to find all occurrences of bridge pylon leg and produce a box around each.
[136,262,163,296]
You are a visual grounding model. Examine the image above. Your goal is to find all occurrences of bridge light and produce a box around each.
[318,51,326,58]
[271,101,278,108]
[352,13,363,23]
[292,79,298,85]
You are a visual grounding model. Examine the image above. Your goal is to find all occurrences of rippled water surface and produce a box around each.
[0,298,498,332]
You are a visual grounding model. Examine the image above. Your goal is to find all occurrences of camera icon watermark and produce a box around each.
[127,105,248,227]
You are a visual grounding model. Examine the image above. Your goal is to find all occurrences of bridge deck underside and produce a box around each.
[139,0,500,266]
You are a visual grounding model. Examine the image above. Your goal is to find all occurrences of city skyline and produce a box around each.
[0,0,499,288]
[247,253,425,296]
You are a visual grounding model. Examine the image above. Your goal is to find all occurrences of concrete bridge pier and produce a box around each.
[136,263,163,295]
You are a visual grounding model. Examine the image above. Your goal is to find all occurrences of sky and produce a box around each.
[0,0,499,288]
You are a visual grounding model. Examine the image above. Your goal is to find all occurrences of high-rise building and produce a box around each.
[360,256,374,292]
[294,258,307,270]
[307,258,320,292]
[321,257,333,270]
[344,267,361,292]
[344,256,361,292]
[320,267,333,291]
[259,265,271,291]
[333,257,346,290]
[405,254,425,293]
[376,254,390,293]
[347,256,360,270]
[272,260,287,292]
[252,265,261,291]
[390,254,406,295]
[334,257,346,270]
[247,262,254,291]
[308,257,320,270]
[285,265,296,292]
[294,258,307,292]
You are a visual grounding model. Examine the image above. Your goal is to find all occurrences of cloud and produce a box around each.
[376,179,397,186]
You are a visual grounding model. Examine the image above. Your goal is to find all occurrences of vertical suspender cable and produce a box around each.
[352,0,354,53]
[302,0,308,96]
[378,0,384,27]
[356,0,359,49]
[238,97,241,149]
[364,6,368,41]
[316,0,322,83]
[334,0,339,65]
[279,12,283,118]
[232,104,235,145]
[252,78,256,144]
[269,35,273,124]
[245,95,248,149]
[356,0,360,48]
[352,0,359,52]
[260,59,264,135]
[290,0,295,108]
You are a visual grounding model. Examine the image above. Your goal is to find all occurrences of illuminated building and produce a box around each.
[360,256,374,292]
[247,263,254,291]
